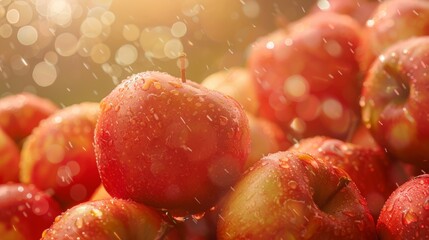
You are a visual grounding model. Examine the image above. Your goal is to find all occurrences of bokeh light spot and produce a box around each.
[6,9,19,24]
[100,11,115,25]
[90,43,111,64]
[115,44,138,66]
[122,24,140,41]
[17,25,38,45]
[44,51,59,65]
[8,1,33,27]
[317,0,331,10]
[242,0,260,18]
[171,21,187,38]
[80,17,103,38]
[32,62,57,87]
[0,23,12,38]
[164,38,184,59]
[55,32,78,56]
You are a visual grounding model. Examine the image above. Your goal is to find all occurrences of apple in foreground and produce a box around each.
[0,183,61,240]
[95,71,250,216]
[0,127,20,184]
[377,174,429,239]
[359,0,429,71]
[20,102,100,209]
[0,93,58,144]
[41,198,178,239]
[361,37,429,168]
[248,12,362,140]
[218,151,376,239]
[290,136,396,218]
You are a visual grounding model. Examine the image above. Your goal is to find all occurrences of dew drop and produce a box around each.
[75,217,83,229]
[288,180,298,189]
[402,209,418,225]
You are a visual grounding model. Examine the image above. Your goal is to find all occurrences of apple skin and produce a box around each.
[359,0,429,71]
[290,136,396,219]
[20,102,100,209]
[41,198,178,239]
[95,71,250,215]
[0,127,20,184]
[311,0,381,25]
[377,174,429,239]
[218,151,376,239]
[248,12,362,140]
[0,183,62,240]
[361,37,429,168]
[0,93,58,143]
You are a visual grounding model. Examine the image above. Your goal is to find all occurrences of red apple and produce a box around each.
[350,124,378,148]
[41,198,178,239]
[311,0,381,25]
[377,174,429,239]
[95,71,250,216]
[0,183,62,240]
[359,0,429,71]
[20,102,100,209]
[248,12,362,140]
[0,127,20,184]
[218,151,376,239]
[0,93,58,144]
[201,67,259,115]
[291,136,396,218]
[361,37,429,168]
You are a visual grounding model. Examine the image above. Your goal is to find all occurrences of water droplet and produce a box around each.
[288,180,298,189]
[424,198,429,210]
[75,217,83,229]
[91,208,103,218]
[402,209,418,225]
[219,116,228,126]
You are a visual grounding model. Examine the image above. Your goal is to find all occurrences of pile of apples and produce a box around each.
[2,0,429,239]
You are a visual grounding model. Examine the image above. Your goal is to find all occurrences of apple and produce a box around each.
[95,71,250,216]
[291,136,396,218]
[0,93,58,144]
[350,124,378,148]
[360,37,429,168]
[0,127,20,184]
[218,151,376,239]
[201,67,259,115]
[377,174,429,239]
[41,198,178,239]
[359,0,429,71]
[245,113,291,170]
[20,102,100,209]
[248,12,363,140]
[0,183,62,240]
[311,0,381,25]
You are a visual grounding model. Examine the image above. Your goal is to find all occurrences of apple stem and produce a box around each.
[180,52,187,83]
[319,176,351,209]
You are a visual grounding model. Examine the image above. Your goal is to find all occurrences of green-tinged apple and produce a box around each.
[41,198,178,239]
[0,93,58,144]
[359,0,429,71]
[20,102,100,209]
[248,12,362,140]
[291,136,397,218]
[377,174,429,239]
[218,151,376,239]
[201,67,259,115]
[0,183,61,240]
[95,71,250,216]
[361,37,429,168]
[0,127,20,184]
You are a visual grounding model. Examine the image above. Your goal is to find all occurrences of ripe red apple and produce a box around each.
[0,93,58,144]
[291,136,396,218]
[350,124,378,148]
[201,67,259,115]
[377,174,429,239]
[95,71,250,216]
[41,198,178,239]
[361,37,429,168]
[359,0,429,71]
[0,183,62,240]
[0,127,20,184]
[248,12,362,140]
[311,0,381,25]
[20,102,100,209]
[218,151,376,239]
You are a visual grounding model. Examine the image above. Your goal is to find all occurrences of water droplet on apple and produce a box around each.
[423,198,429,210]
[288,180,298,189]
[75,217,84,229]
[402,209,418,225]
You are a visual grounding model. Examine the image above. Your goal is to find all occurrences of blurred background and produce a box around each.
[0,0,314,106]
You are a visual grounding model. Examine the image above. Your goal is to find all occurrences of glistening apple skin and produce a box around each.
[361,37,429,168]
[377,174,429,240]
[248,12,363,140]
[217,151,376,240]
[94,71,250,215]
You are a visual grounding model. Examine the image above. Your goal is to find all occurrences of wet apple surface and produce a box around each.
[95,71,250,216]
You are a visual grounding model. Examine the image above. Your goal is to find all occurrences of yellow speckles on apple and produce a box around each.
[388,122,415,150]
